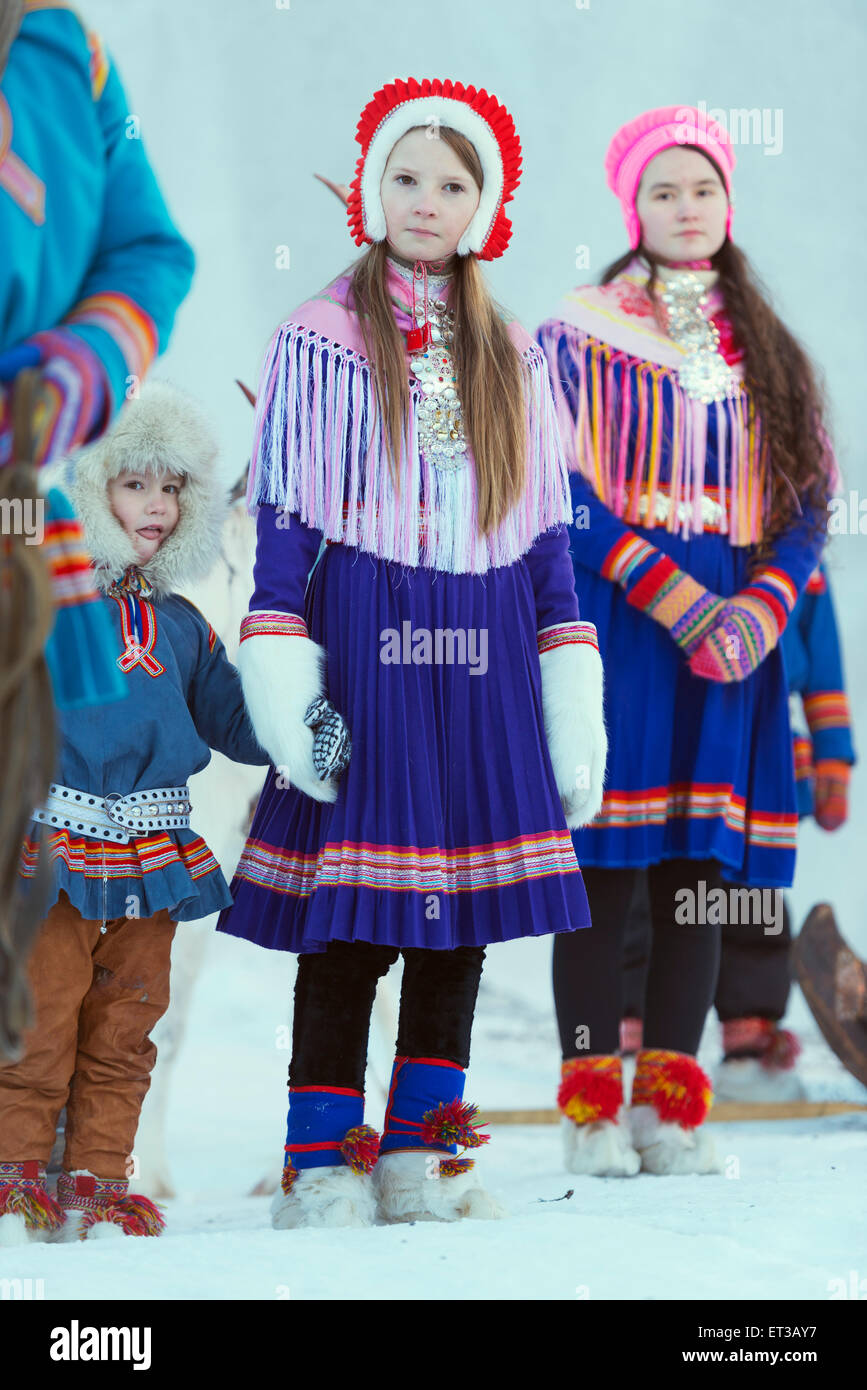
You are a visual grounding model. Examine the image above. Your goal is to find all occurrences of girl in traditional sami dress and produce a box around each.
[0,383,267,1245]
[536,105,836,1176]
[218,77,607,1228]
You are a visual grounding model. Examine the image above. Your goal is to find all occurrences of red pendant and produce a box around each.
[406,322,432,352]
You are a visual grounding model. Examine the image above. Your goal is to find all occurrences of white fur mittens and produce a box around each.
[538,623,608,829]
[237,614,339,803]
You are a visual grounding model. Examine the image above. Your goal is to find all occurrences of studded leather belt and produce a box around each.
[32,783,192,844]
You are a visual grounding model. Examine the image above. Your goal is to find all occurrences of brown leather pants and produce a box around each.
[0,890,175,1178]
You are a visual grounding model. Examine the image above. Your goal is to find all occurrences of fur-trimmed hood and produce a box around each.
[70,381,228,598]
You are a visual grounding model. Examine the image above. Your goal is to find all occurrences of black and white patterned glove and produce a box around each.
[303,697,351,781]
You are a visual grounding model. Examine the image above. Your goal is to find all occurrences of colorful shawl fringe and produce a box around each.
[541,267,772,545]
[246,270,572,574]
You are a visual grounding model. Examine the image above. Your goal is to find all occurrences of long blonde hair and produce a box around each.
[348,127,528,536]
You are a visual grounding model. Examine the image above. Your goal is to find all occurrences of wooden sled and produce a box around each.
[792,902,867,1090]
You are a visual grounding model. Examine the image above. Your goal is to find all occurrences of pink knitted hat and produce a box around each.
[604,105,736,249]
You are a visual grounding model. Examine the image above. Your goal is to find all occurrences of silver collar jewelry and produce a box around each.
[658,271,737,404]
[390,255,468,473]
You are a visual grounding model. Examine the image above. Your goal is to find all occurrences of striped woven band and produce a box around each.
[803,691,851,732]
[240,610,308,642]
[601,532,658,586]
[57,1171,128,1211]
[538,621,599,655]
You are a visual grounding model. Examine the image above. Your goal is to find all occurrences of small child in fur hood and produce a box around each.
[0,381,267,1245]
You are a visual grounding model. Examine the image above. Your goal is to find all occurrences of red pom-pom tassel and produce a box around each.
[634,1050,713,1129]
[340,1124,381,1175]
[557,1056,623,1124]
[421,1099,490,1149]
[438,1157,475,1178]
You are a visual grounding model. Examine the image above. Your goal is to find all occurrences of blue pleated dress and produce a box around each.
[217,267,596,954]
[537,270,829,889]
[218,512,593,954]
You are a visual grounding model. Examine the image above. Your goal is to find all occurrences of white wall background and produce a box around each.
[83,0,867,947]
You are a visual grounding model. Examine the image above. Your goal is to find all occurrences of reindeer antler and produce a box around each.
[314,173,350,207]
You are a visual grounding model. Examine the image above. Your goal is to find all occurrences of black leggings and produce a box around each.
[553,858,723,1059]
[715,893,792,1025]
[289,941,486,1091]
[622,882,793,1027]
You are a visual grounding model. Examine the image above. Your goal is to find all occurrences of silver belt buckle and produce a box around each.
[108,787,191,833]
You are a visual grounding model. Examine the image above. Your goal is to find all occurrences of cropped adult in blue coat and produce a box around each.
[0,0,194,463]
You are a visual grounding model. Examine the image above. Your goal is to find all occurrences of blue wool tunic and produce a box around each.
[21,590,267,922]
[537,314,825,889]
[217,506,593,953]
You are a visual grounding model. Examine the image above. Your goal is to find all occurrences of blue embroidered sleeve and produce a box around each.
[178,600,269,766]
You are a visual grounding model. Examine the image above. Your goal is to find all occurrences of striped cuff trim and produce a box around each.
[63,292,158,383]
[240,610,308,642]
[601,532,658,586]
[803,690,852,731]
[750,567,798,613]
[538,621,599,655]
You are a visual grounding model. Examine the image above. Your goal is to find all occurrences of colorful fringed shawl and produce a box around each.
[540,260,771,545]
[246,263,572,574]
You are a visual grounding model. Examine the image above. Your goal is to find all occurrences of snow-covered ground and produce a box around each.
[2,927,864,1302]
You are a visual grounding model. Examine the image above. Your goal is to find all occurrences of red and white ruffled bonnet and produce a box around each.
[346,77,522,262]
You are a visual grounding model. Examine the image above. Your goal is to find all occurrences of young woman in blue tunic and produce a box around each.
[537,106,836,1176]
[217,78,607,1228]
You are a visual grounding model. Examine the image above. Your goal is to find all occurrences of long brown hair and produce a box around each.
[602,148,833,551]
[347,127,528,536]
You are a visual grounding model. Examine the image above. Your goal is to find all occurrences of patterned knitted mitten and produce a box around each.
[603,536,726,656]
[688,568,797,683]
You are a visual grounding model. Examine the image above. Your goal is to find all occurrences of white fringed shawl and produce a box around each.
[246,276,572,575]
